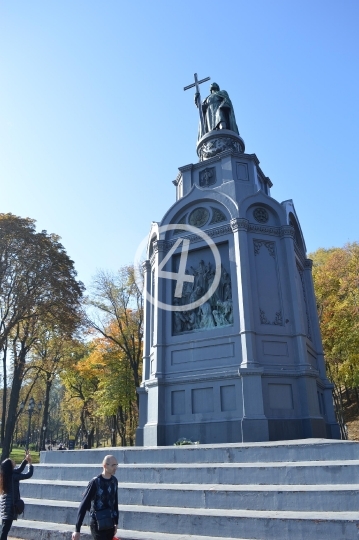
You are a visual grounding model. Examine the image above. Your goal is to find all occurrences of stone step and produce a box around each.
[116,483,359,513]
[18,501,359,540]
[33,459,359,484]
[20,480,359,511]
[11,520,249,540]
[116,504,359,540]
[18,441,359,539]
[40,439,359,465]
[21,479,86,502]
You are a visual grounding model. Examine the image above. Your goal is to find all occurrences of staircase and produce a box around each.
[11,439,359,540]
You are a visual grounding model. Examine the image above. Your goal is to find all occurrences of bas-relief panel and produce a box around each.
[253,240,283,326]
[172,244,233,335]
[199,166,216,187]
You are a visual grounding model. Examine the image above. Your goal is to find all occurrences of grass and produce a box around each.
[9,447,40,464]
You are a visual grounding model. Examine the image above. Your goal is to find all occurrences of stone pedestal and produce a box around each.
[136,129,340,446]
[197,129,245,161]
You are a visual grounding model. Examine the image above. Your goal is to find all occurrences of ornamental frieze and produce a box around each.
[280,226,295,238]
[253,240,276,258]
[260,309,283,326]
[249,224,280,236]
[230,218,249,232]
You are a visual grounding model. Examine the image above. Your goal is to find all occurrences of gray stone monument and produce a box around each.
[136,76,340,446]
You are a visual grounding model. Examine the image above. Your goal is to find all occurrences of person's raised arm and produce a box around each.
[17,462,34,480]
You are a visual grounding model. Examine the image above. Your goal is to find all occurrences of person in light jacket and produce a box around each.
[0,453,33,540]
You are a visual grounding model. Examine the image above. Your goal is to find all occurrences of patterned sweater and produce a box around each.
[0,460,34,520]
[75,474,118,532]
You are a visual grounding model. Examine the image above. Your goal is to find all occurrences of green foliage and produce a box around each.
[0,213,84,349]
[87,266,143,395]
[0,213,84,458]
[9,447,40,464]
[310,242,359,388]
[174,438,199,445]
[0,217,144,449]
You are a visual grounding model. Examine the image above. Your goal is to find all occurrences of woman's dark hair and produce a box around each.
[0,458,13,494]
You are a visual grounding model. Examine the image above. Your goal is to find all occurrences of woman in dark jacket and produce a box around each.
[0,452,33,540]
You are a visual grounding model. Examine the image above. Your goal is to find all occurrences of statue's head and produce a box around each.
[210,82,220,93]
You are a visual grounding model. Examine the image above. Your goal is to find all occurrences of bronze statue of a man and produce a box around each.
[195,82,239,140]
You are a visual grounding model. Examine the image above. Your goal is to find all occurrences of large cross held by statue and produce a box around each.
[184,73,210,135]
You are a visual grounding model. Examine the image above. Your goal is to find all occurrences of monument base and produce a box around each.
[10,439,359,540]
[196,129,245,160]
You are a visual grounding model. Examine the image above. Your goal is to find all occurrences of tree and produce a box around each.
[0,213,84,458]
[311,243,359,422]
[87,266,143,407]
[29,329,77,450]
[84,333,137,445]
[60,342,100,449]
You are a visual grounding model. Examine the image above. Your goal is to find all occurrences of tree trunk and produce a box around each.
[39,374,52,452]
[2,351,26,459]
[1,342,8,445]
[112,414,117,446]
[118,407,126,446]
[88,427,95,449]
[332,383,348,440]
[344,385,352,405]
[354,386,359,414]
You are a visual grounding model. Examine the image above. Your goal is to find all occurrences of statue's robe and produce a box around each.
[198,89,239,140]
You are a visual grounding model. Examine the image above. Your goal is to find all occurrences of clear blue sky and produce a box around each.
[1,1,358,288]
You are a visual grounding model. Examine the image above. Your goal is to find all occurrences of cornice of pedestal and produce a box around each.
[145,368,241,388]
[178,163,193,173]
[231,219,295,240]
[153,240,167,254]
[189,150,261,171]
[230,218,249,232]
[238,366,264,376]
[280,225,295,238]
